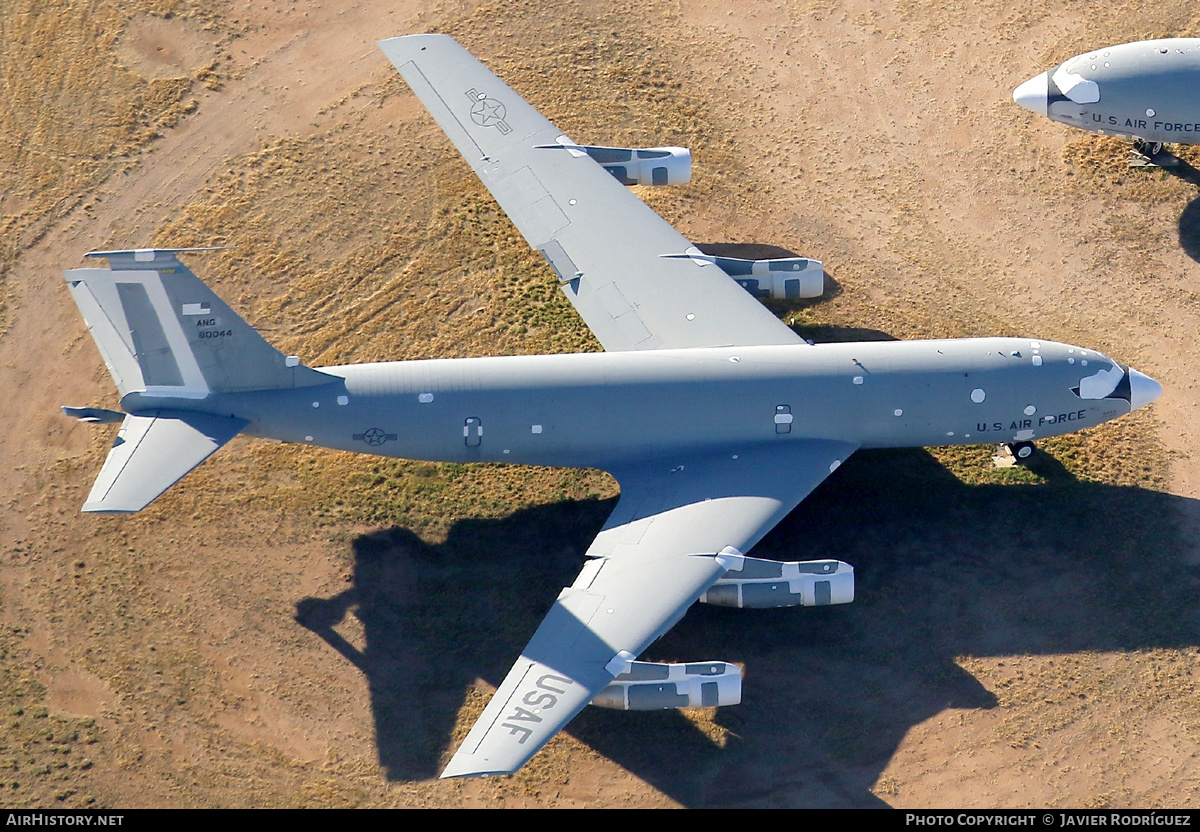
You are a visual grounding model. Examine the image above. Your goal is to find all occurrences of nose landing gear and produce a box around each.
[993,441,1037,467]
[1009,441,1037,462]
[1131,139,1180,168]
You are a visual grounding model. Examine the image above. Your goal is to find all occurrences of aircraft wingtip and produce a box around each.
[439,755,511,779]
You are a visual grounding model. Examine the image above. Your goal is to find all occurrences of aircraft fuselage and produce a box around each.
[121,337,1152,470]
[1014,38,1200,144]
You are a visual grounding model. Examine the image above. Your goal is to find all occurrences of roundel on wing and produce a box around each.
[471,95,507,127]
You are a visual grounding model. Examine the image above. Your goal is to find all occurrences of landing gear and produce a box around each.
[1133,138,1164,158]
[1009,441,1036,463]
[1130,139,1179,168]
[992,441,1036,467]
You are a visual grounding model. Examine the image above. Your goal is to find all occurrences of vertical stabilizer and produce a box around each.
[64,248,332,398]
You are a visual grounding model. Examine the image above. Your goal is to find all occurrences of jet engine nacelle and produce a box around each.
[582,145,692,186]
[538,139,692,185]
[661,247,825,299]
[590,660,742,710]
[721,256,824,300]
[700,557,854,609]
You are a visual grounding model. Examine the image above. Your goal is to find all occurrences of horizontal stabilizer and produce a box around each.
[83,411,247,513]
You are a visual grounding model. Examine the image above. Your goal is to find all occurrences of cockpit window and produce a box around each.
[1051,65,1100,103]
[1073,362,1130,401]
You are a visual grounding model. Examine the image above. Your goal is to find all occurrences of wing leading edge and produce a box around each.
[441,439,857,777]
[378,34,803,352]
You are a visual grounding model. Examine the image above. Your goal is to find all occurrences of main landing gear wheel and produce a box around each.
[1007,441,1036,463]
[1130,139,1179,168]
[1133,139,1164,158]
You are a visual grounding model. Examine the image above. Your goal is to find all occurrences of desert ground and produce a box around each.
[1,0,1198,809]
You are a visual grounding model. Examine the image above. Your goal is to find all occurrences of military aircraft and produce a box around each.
[1013,38,1200,157]
[62,34,1161,779]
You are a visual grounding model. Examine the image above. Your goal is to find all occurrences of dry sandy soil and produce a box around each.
[1,0,1199,809]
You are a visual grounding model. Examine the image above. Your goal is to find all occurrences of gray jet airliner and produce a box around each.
[1014,38,1200,156]
[62,34,1162,778]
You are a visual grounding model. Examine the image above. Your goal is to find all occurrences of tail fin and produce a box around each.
[64,248,332,399]
[63,248,335,513]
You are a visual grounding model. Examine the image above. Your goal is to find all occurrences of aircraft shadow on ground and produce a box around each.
[1178,196,1200,263]
[1153,151,1200,263]
[295,441,1199,807]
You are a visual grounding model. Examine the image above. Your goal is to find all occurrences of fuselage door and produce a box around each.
[774,405,793,435]
[464,416,483,447]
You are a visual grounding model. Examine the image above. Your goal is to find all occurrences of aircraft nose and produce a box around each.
[1128,368,1163,411]
[1013,72,1049,116]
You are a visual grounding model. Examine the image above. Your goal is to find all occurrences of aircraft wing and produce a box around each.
[440,438,857,777]
[378,34,803,352]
